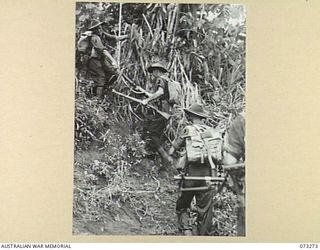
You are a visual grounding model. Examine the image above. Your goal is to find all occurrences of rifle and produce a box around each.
[119,74,153,96]
[174,175,225,182]
[174,163,245,193]
[112,89,171,120]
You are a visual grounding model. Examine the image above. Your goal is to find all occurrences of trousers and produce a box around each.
[176,162,214,235]
[87,58,117,97]
[228,169,245,236]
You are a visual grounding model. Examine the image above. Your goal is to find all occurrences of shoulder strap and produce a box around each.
[192,124,217,170]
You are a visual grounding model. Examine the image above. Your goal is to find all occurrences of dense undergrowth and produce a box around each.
[73,81,238,235]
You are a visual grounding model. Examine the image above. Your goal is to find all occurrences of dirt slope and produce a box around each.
[73,149,180,235]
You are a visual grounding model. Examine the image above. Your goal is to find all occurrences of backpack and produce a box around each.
[159,76,182,105]
[184,124,223,165]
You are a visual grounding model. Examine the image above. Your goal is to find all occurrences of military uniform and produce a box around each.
[88,35,117,89]
[171,104,215,236]
[223,112,245,236]
[142,62,173,163]
[143,76,170,149]
[77,21,118,97]
[224,112,245,161]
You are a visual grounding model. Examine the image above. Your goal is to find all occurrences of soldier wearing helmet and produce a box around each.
[138,60,174,166]
[223,111,246,236]
[77,19,128,98]
[168,103,215,236]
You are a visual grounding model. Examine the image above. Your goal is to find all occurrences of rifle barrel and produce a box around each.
[112,89,171,120]
[179,186,210,192]
[174,175,225,181]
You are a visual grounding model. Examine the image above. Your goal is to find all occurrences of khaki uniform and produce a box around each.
[77,32,117,96]
[143,77,170,150]
[173,123,215,235]
[224,112,245,236]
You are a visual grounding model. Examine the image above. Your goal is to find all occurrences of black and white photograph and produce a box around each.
[73,2,246,236]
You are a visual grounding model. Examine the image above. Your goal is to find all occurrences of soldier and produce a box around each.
[139,61,174,165]
[77,19,127,98]
[168,103,216,236]
[223,111,245,236]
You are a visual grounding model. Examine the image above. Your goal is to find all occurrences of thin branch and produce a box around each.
[143,14,153,37]
[117,3,123,67]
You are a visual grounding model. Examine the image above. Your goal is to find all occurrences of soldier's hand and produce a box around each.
[82,31,93,37]
[118,34,129,41]
[141,99,149,106]
[135,86,145,92]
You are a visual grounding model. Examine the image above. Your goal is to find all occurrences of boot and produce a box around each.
[177,209,193,235]
[183,229,193,236]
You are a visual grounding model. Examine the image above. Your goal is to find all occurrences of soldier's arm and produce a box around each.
[91,35,117,67]
[91,34,106,51]
[102,49,117,67]
[223,114,245,162]
[142,78,167,105]
[102,31,129,41]
[223,151,238,165]
[134,86,153,98]
[141,86,164,106]
[77,31,92,53]
[168,128,188,155]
